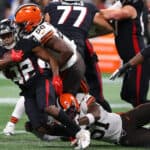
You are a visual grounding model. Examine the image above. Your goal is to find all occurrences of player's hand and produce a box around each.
[109,63,132,80]
[52,75,63,95]
[11,49,24,62]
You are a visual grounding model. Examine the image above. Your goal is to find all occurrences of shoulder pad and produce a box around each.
[31,22,55,44]
[76,93,95,113]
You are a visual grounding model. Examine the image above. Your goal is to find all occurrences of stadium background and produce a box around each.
[0,0,150,150]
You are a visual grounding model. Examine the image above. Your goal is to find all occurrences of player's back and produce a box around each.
[114,0,145,62]
[44,1,98,41]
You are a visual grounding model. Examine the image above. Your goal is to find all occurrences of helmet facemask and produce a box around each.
[0,19,17,49]
[57,93,80,120]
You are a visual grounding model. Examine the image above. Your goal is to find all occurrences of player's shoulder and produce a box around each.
[124,0,144,10]
[31,22,56,44]
[16,37,40,53]
[84,2,99,11]
[76,93,96,113]
[45,1,61,10]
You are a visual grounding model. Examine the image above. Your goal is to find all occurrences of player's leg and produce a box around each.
[36,76,82,135]
[120,103,150,146]
[61,52,85,95]
[36,76,90,149]
[121,62,149,107]
[120,128,150,147]
[3,96,25,135]
[85,40,112,112]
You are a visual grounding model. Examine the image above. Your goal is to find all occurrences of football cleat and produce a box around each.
[3,122,15,136]
[75,129,91,149]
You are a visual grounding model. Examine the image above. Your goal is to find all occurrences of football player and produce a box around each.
[100,0,150,107]
[25,92,150,147]
[3,3,86,137]
[0,18,90,149]
[110,44,150,80]
[43,0,113,112]
[59,93,150,147]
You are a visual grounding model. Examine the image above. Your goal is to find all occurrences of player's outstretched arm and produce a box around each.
[0,49,23,70]
[100,5,137,20]
[93,12,113,35]
[109,52,144,80]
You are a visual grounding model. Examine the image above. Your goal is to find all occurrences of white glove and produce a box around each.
[107,0,122,9]
[75,129,91,150]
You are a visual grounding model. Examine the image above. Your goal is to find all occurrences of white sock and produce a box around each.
[11,96,25,119]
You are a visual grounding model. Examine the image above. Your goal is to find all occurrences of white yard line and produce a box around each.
[0,98,132,108]
[0,130,27,135]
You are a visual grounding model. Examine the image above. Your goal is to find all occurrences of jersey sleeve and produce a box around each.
[130,0,144,14]
[76,93,96,113]
[87,3,99,19]
[141,45,150,59]
[18,38,40,54]
[31,22,55,45]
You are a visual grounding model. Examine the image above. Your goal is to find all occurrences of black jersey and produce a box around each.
[114,0,145,62]
[44,2,98,41]
[0,38,49,89]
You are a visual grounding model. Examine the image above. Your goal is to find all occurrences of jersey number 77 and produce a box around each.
[57,5,87,27]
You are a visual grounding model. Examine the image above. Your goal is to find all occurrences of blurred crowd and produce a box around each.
[0,0,150,43]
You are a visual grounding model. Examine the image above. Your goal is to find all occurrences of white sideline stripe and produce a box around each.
[0,74,122,83]
[0,130,27,135]
[0,98,131,108]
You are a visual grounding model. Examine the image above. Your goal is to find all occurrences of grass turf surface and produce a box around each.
[0,75,149,150]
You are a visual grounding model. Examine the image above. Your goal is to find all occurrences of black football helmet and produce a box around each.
[61,0,83,5]
[0,19,17,49]
[120,0,140,5]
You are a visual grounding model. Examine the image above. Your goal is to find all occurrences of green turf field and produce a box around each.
[0,75,149,150]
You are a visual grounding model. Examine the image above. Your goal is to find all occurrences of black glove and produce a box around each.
[109,63,132,80]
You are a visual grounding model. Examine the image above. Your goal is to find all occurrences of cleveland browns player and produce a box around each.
[43,0,113,112]
[59,93,150,147]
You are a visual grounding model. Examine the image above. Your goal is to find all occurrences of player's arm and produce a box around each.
[0,49,23,70]
[109,47,149,80]
[44,35,73,68]
[100,5,137,20]
[92,12,114,35]
[78,102,100,126]
[32,46,59,76]
[32,46,63,95]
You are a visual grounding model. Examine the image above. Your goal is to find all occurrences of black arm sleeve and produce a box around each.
[141,45,150,59]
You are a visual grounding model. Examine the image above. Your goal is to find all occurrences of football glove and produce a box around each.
[52,75,63,95]
[75,129,91,150]
[11,49,24,62]
[109,63,132,80]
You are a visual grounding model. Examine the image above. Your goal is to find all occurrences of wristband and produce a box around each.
[86,113,95,125]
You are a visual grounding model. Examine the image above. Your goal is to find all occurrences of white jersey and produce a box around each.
[76,93,123,143]
[31,22,78,71]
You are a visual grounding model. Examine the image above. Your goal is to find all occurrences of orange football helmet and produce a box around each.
[59,93,80,112]
[14,4,42,33]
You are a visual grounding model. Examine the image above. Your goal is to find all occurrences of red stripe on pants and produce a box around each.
[132,23,142,105]
[45,79,50,107]
[85,39,104,100]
